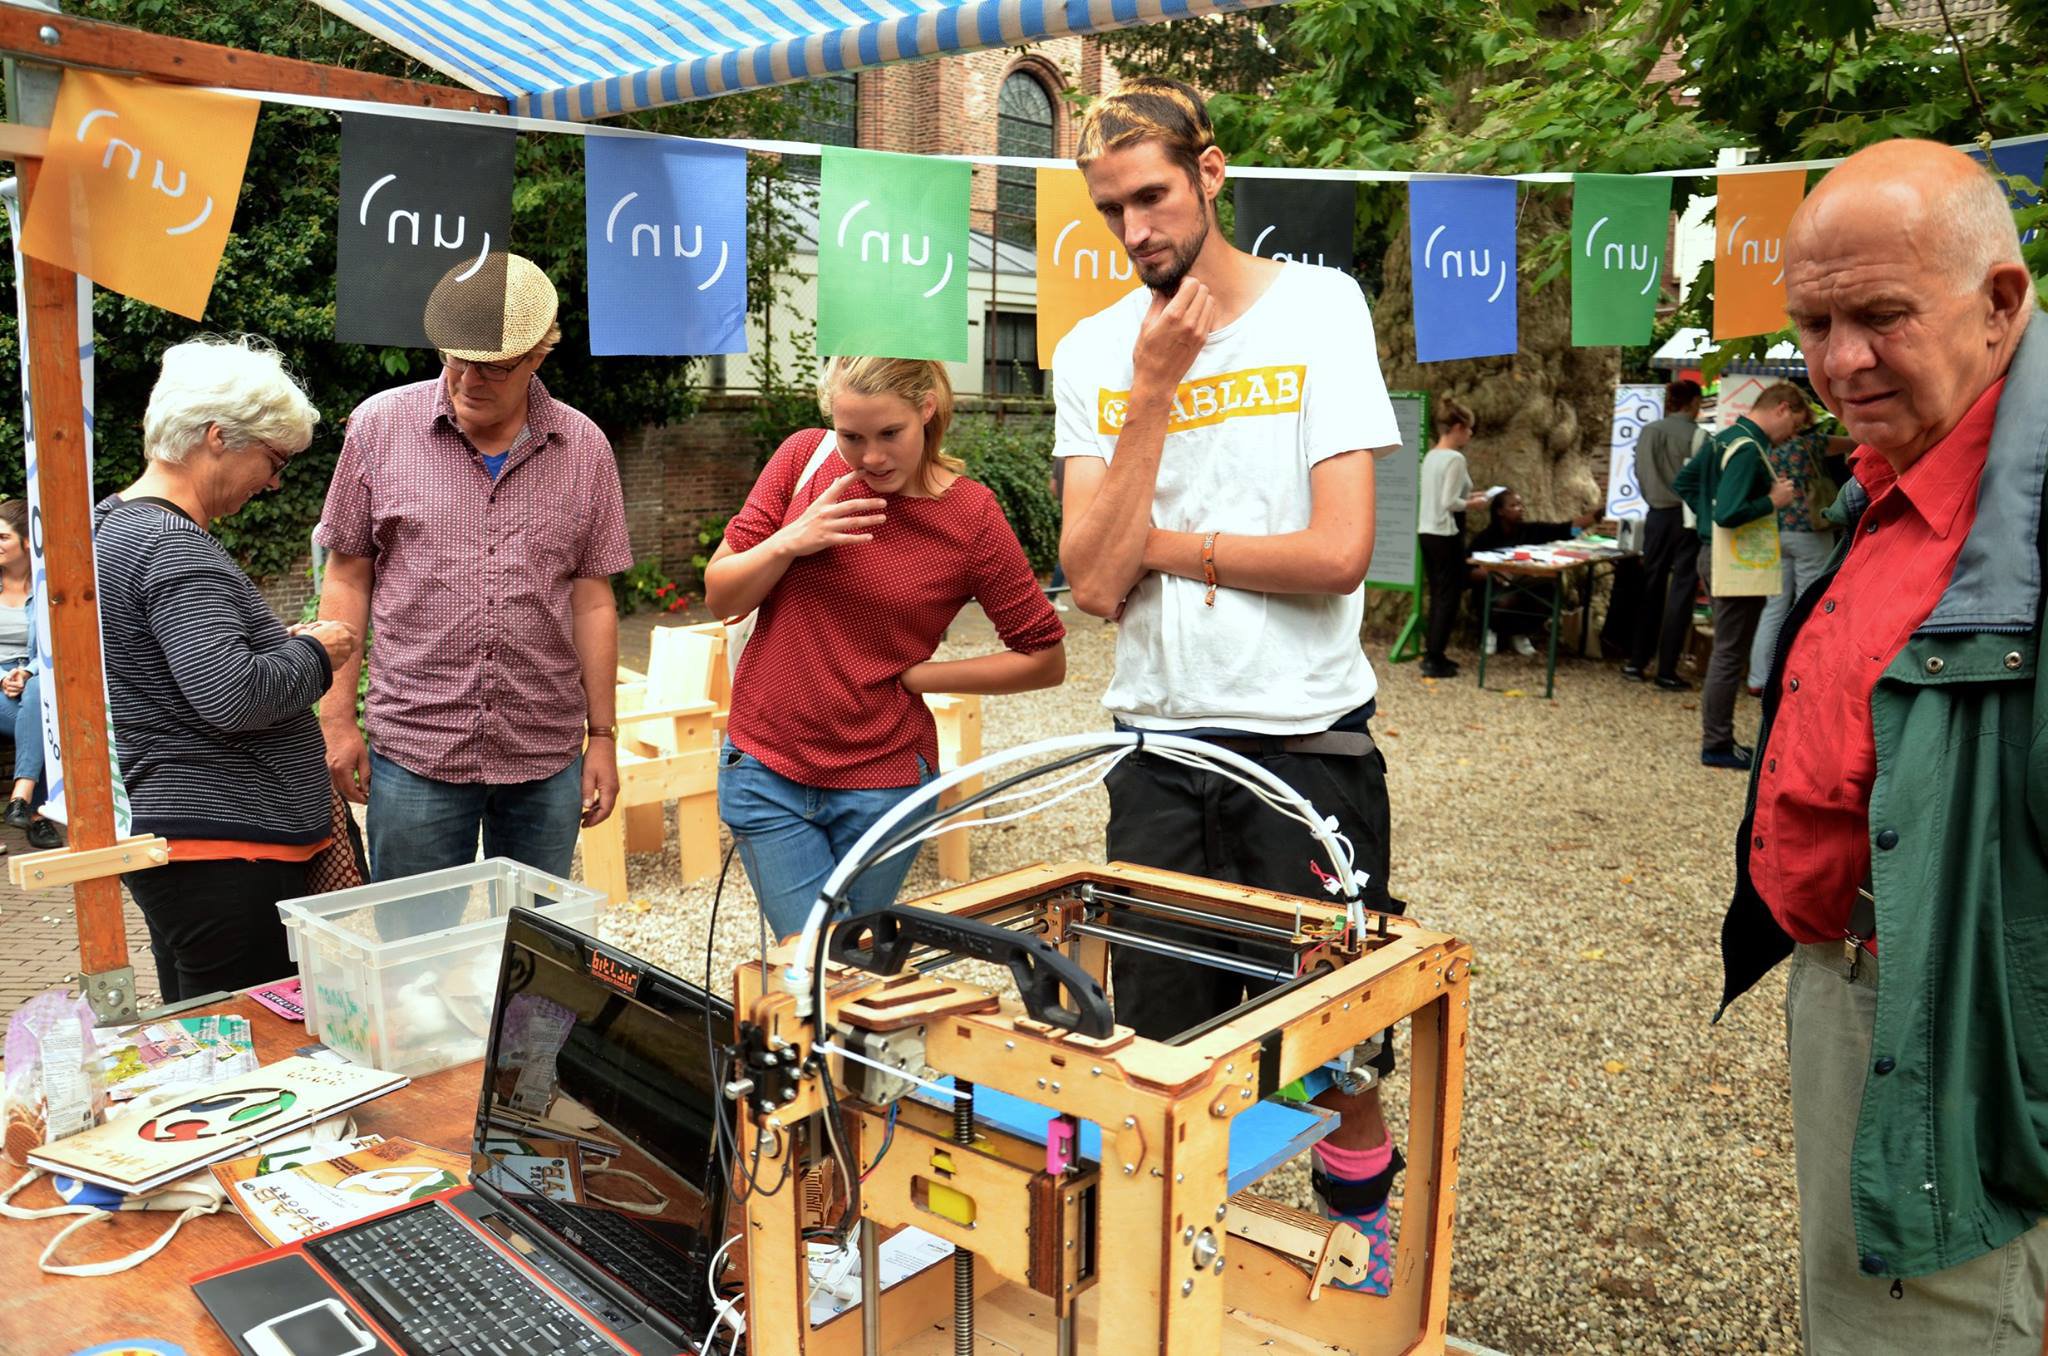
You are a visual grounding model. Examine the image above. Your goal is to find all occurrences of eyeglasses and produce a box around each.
[439,351,530,384]
[255,442,291,475]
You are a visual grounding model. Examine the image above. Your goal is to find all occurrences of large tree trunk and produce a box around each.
[1374,191,1617,519]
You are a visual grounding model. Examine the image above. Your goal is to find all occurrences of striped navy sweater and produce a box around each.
[93,496,334,844]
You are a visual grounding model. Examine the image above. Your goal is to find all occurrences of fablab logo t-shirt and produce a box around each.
[1052,262,1400,733]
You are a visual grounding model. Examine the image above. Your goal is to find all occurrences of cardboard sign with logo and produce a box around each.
[817,147,969,362]
[1233,178,1355,271]
[337,112,515,350]
[1408,178,1519,362]
[1033,168,1138,368]
[20,71,258,321]
[584,135,748,355]
[1571,174,1671,346]
[1711,169,1805,341]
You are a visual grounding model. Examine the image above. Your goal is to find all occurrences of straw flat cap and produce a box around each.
[423,251,558,363]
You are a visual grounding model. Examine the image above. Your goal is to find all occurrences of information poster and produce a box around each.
[1365,392,1428,588]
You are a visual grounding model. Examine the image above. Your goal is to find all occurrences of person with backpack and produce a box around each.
[1673,381,1803,768]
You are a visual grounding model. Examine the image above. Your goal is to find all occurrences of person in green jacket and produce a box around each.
[1716,138,2048,1353]
[1670,382,1801,768]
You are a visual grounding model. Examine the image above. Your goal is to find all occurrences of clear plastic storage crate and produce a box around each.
[276,858,605,1077]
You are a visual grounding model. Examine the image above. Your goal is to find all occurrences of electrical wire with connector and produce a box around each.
[701,841,791,1210]
[860,1102,899,1183]
[699,1232,747,1356]
[785,732,1368,1039]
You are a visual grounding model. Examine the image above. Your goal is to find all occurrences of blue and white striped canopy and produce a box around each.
[313,0,1285,120]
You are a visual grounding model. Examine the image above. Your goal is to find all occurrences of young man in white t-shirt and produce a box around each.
[1053,76,1406,1294]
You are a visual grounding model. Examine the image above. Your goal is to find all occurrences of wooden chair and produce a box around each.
[577,622,984,903]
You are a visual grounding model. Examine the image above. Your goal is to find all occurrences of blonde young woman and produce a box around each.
[705,358,1066,938]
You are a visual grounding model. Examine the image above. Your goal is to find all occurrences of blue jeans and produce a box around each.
[717,742,931,941]
[366,748,584,935]
[0,669,43,787]
[1748,528,1836,689]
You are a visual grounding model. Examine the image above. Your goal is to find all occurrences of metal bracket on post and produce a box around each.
[1,1,64,131]
[80,963,137,1025]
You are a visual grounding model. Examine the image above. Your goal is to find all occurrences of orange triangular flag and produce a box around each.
[22,71,258,321]
[1711,170,1806,341]
[1034,168,1142,368]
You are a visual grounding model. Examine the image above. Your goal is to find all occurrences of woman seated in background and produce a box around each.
[0,499,59,850]
[1468,487,1599,657]
[705,356,1066,941]
[96,336,358,1002]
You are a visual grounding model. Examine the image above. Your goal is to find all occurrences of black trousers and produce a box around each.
[1104,740,1401,1072]
[1419,532,1468,662]
[125,857,304,1004]
[1599,556,1645,659]
[1632,506,1701,678]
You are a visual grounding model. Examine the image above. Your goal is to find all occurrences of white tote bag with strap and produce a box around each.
[724,432,838,684]
[1708,433,1784,598]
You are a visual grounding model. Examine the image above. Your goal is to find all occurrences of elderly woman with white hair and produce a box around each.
[96,335,358,1002]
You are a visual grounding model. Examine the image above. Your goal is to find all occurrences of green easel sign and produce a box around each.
[1367,391,1431,662]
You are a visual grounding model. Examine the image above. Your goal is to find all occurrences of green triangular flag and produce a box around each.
[1570,174,1671,347]
[817,147,970,362]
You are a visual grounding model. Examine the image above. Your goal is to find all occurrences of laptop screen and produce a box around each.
[470,912,730,1339]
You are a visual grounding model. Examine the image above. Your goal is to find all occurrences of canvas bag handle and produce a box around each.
[725,431,840,683]
[0,1164,224,1276]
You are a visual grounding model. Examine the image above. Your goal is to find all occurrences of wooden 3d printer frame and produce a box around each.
[730,859,1472,1355]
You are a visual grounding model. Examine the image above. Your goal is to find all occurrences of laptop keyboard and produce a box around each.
[518,1193,708,1322]
[309,1205,622,1356]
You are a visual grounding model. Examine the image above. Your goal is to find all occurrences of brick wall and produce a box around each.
[253,392,1051,614]
[258,550,318,622]
[637,396,774,578]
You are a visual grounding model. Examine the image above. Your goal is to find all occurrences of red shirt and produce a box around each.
[1749,379,2002,943]
[315,376,634,784]
[724,429,1065,789]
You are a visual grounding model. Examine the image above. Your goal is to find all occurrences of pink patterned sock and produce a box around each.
[1313,1135,1394,1182]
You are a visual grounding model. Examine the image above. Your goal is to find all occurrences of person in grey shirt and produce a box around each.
[1626,379,1706,688]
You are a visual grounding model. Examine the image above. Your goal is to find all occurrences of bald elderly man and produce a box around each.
[1715,139,2047,1350]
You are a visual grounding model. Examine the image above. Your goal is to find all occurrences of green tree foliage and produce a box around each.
[950,414,1062,573]
[0,0,810,581]
[1664,0,2048,326]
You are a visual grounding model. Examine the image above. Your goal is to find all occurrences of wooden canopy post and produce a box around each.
[18,176,139,1016]
[13,159,131,1017]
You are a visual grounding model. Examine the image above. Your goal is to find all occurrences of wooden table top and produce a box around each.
[1466,550,1629,577]
[0,994,482,1356]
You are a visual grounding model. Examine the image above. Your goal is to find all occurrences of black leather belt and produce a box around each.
[1193,730,1378,759]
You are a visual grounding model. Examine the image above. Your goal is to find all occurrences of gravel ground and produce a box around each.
[600,608,1792,1354]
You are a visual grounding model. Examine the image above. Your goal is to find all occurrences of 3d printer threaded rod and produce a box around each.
[954,1079,975,1355]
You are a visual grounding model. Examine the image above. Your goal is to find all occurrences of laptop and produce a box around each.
[194,908,733,1356]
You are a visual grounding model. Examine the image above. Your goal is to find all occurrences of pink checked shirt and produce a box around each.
[315,375,634,784]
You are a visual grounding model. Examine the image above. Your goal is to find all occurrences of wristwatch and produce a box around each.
[587,724,618,740]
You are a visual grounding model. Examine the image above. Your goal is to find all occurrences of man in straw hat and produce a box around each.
[1053,76,1407,1293]
[1715,139,2048,1350]
[314,252,631,898]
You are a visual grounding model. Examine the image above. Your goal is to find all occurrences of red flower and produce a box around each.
[655,584,674,596]
[666,598,686,612]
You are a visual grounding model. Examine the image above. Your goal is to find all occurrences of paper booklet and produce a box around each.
[27,1055,408,1195]
[216,1135,470,1247]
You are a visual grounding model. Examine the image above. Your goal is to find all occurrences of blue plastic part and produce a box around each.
[913,1076,1336,1196]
